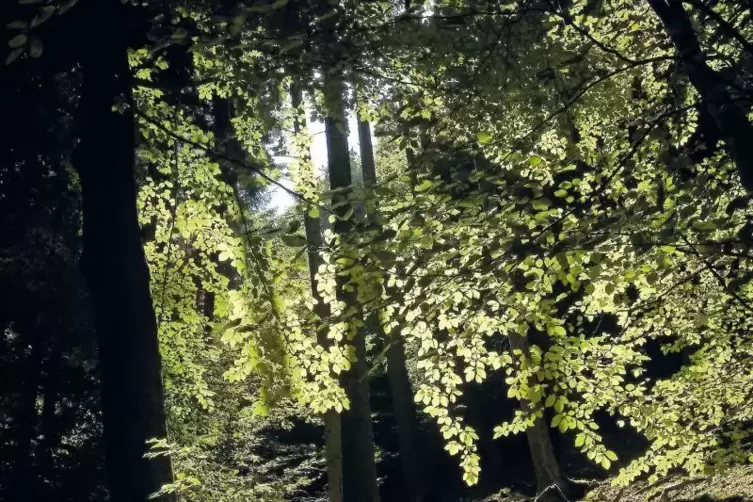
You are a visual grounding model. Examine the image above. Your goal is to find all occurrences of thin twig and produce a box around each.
[532,483,571,502]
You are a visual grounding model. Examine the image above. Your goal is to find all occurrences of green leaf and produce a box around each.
[8,34,27,48]
[6,20,28,30]
[445,441,461,456]
[549,325,566,337]
[30,5,56,28]
[605,451,618,461]
[339,208,354,221]
[477,131,492,144]
[374,250,396,265]
[575,434,585,447]
[532,198,551,211]
[600,457,611,470]
[274,296,286,313]
[415,179,433,192]
[308,206,320,218]
[551,414,562,427]
[5,48,23,65]
[252,401,269,416]
[692,220,717,232]
[281,234,307,247]
[58,0,78,14]
[28,36,42,58]
[171,28,188,42]
[554,397,565,413]
[287,219,302,233]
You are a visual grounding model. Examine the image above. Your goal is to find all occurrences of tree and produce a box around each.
[508,334,568,501]
[11,1,753,500]
[648,0,753,192]
[323,68,380,501]
[356,109,428,500]
[71,0,174,500]
[291,80,344,502]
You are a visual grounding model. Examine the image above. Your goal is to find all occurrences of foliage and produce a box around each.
[8,0,753,500]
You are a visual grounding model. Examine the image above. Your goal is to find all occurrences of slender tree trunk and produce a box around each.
[464,383,503,488]
[648,0,753,192]
[11,317,44,500]
[291,81,344,502]
[38,333,63,484]
[357,115,426,500]
[406,148,420,192]
[196,286,215,340]
[508,334,568,502]
[357,120,378,186]
[385,335,427,500]
[324,71,380,502]
[73,1,174,499]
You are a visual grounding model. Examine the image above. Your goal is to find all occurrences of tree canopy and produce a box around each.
[5,0,753,501]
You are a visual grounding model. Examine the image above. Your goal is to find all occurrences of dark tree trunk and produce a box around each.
[385,337,427,500]
[38,334,63,483]
[465,383,503,489]
[72,1,174,500]
[508,334,568,502]
[324,71,380,502]
[196,286,215,343]
[648,0,753,192]
[291,81,344,502]
[357,119,378,187]
[10,319,44,500]
[357,115,427,500]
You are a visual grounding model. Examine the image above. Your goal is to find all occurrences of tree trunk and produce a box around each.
[11,317,44,500]
[291,81,344,502]
[648,0,753,192]
[508,334,568,502]
[464,383,503,489]
[357,119,378,187]
[38,333,63,485]
[73,1,174,499]
[385,336,427,500]
[357,115,426,500]
[324,71,380,502]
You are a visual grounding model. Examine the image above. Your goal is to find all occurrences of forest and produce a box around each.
[3,0,753,501]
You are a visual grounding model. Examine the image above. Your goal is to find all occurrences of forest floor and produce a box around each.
[477,466,753,502]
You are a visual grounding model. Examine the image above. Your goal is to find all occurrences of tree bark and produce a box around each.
[291,81,344,502]
[508,334,568,502]
[324,71,380,502]
[357,115,426,500]
[465,383,503,489]
[38,333,63,485]
[385,336,427,500]
[357,119,378,187]
[10,317,44,500]
[648,0,753,192]
[72,1,174,499]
